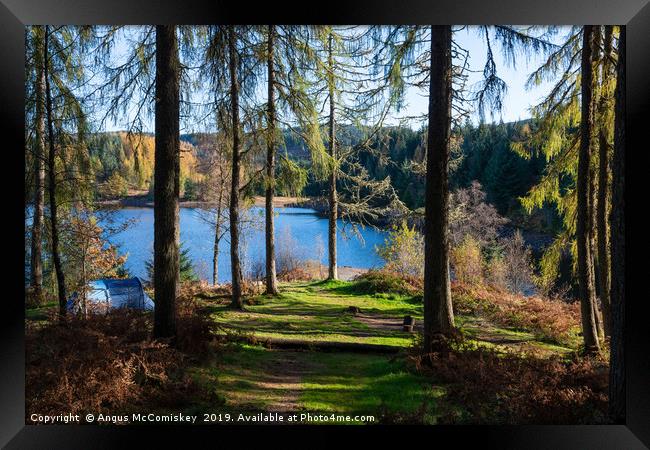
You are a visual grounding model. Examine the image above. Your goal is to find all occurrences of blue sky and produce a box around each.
[100,25,571,133]
[396,26,569,126]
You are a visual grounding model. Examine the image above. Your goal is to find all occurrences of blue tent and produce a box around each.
[66,278,154,313]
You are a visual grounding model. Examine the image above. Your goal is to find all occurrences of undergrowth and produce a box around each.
[452,282,580,346]
[408,335,608,424]
[351,269,422,296]
[25,283,219,422]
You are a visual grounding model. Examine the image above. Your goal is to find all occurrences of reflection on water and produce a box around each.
[104,206,387,283]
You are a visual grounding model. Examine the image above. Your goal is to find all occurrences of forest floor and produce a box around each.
[178,280,578,423]
[25,279,587,425]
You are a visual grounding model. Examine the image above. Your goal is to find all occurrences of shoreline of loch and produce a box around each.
[96,194,306,209]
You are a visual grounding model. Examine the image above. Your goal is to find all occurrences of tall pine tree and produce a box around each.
[576,26,600,354]
[153,25,180,339]
[423,25,455,350]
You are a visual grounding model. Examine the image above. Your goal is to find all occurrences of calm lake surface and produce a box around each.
[104,206,387,283]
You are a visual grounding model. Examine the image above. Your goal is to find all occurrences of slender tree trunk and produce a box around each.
[213,200,222,286]
[598,25,613,337]
[265,25,279,295]
[423,25,455,354]
[588,27,604,341]
[153,25,180,340]
[327,32,338,281]
[228,26,244,309]
[608,24,625,424]
[589,35,604,342]
[213,219,220,285]
[577,25,600,354]
[212,140,227,286]
[44,26,67,319]
[81,247,87,319]
[30,26,46,304]
[590,170,604,341]
[213,177,226,286]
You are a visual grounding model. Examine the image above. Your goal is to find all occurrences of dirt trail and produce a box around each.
[255,350,314,412]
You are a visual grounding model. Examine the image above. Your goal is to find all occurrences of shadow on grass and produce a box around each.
[25,301,58,321]
[197,281,427,348]
[192,344,441,423]
[323,282,422,304]
[208,308,417,344]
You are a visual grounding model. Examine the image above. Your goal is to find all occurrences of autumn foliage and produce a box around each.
[25,283,218,422]
[412,340,608,424]
[452,282,581,346]
[352,269,422,295]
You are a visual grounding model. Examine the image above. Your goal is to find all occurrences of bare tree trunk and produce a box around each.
[228,26,244,309]
[608,24,625,424]
[44,26,67,319]
[590,168,604,341]
[153,25,180,340]
[590,80,604,342]
[30,25,46,304]
[577,25,600,355]
[81,247,87,319]
[423,25,455,354]
[588,27,604,342]
[598,25,613,337]
[213,217,220,286]
[212,149,227,286]
[327,32,338,281]
[213,199,222,286]
[265,25,279,295]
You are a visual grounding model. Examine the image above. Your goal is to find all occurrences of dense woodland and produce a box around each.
[35,121,552,222]
[24,24,625,424]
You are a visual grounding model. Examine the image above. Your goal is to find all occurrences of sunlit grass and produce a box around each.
[189,344,442,424]
[298,351,443,422]
[205,281,422,348]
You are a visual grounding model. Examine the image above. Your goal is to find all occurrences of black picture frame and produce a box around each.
[2,0,648,447]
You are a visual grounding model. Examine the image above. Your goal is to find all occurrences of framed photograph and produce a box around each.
[3,0,648,447]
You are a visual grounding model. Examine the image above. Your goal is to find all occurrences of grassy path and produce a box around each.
[203,280,573,355]
[205,280,422,348]
[188,280,575,422]
[189,281,439,421]
[189,345,442,423]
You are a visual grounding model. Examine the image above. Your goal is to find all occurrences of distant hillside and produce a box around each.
[88,131,202,199]
[181,129,312,161]
[94,120,558,233]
